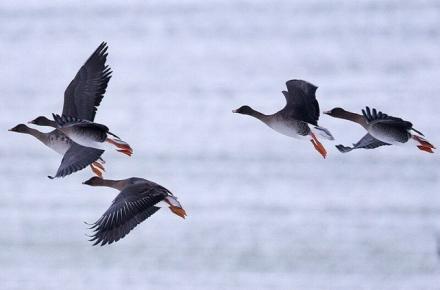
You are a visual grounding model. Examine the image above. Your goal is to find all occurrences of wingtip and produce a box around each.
[335,144,351,153]
[97,41,108,51]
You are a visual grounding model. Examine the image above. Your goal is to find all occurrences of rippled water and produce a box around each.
[1,0,440,289]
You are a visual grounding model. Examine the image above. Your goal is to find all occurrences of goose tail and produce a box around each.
[312,125,334,141]
[411,127,425,137]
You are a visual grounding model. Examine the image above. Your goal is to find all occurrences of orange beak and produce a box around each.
[170,206,187,219]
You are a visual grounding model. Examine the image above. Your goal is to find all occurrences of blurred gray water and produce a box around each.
[1,0,440,289]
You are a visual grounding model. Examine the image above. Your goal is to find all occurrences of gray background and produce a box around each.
[1,0,439,289]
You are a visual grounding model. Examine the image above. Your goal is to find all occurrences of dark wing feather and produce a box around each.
[52,114,109,142]
[62,42,112,121]
[335,133,390,153]
[88,183,165,246]
[362,106,413,129]
[53,114,87,126]
[282,79,320,125]
[49,143,104,178]
[53,114,109,132]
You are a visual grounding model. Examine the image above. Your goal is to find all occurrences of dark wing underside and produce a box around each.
[335,133,390,153]
[62,42,112,121]
[49,142,104,178]
[282,79,320,125]
[88,183,165,246]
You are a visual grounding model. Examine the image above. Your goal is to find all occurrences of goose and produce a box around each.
[8,124,105,178]
[29,42,132,157]
[83,176,186,246]
[324,106,435,153]
[19,42,112,177]
[233,79,334,158]
[20,42,122,177]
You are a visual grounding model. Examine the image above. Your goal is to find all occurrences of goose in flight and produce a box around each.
[233,79,334,158]
[83,176,186,246]
[324,106,435,153]
[29,42,132,157]
[10,42,113,177]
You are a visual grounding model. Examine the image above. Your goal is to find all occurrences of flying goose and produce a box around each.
[324,107,435,153]
[8,124,105,178]
[29,42,132,157]
[18,42,117,177]
[83,177,186,246]
[233,79,334,158]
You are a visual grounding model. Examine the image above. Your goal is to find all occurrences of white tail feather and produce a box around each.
[312,126,334,140]
[165,196,183,208]
[109,137,129,146]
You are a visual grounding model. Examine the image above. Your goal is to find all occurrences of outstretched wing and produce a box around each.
[362,107,413,129]
[62,42,112,121]
[88,183,166,246]
[282,79,320,125]
[49,142,104,178]
[335,133,390,153]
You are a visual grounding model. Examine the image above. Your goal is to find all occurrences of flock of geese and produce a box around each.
[9,42,435,246]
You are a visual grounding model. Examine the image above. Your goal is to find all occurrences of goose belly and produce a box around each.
[69,134,105,149]
[268,120,310,139]
[368,124,410,145]
[47,136,70,155]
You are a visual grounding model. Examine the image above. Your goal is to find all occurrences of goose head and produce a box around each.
[28,116,56,127]
[83,176,103,186]
[232,105,254,115]
[8,124,30,134]
[323,107,347,117]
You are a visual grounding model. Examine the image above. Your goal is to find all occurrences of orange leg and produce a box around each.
[90,164,103,177]
[92,162,105,171]
[106,138,133,156]
[310,132,327,159]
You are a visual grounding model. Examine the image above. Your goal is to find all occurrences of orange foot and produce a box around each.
[106,138,133,156]
[117,148,133,156]
[310,132,327,159]
[413,135,436,149]
[417,145,434,153]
